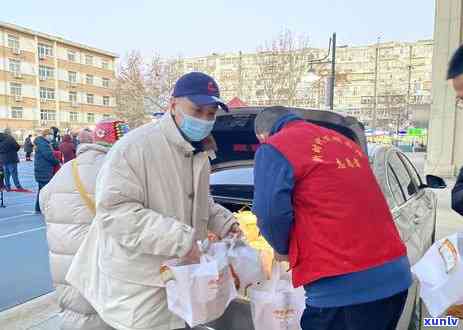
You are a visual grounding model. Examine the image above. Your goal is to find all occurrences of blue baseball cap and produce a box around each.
[172,72,229,112]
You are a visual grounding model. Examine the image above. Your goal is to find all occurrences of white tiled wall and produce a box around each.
[0,81,36,98]
[18,36,36,53]
[0,105,8,118]
[57,69,81,83]
[20,61,36,75]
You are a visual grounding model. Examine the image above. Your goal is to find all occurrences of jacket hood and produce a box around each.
[35,136,50,146]
[77,143,110,157]
[270,113,303,136]
[62,134,72,143]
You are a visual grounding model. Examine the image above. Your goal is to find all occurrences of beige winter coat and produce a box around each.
[67,113,236,330]
[40,143,112,329]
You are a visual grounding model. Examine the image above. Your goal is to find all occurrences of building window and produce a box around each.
[67,50,76,62]
[87,112,95,123]
[102,78,110,88]
[11,107,23,119]
[8,35,20,50]
[40,109,56,121]
[102,60,109,70]
[39,66,54,79]
[103,96,110,106]
[86,74,94,85]
[69,91,77,103]
[40,87,55,100]
[9,59,21,74]
[87,94,94,104]
[70,112,79,122]
[85,55,93,65]
[38,43,53,58]
[103,114,111,119]
[68,71,77,83]
[10,83,22,96]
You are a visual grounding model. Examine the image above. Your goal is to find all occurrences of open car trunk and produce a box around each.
[211,106,367,170]
[210,106,367,209]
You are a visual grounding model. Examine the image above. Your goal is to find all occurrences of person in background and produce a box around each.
[0,128,26,192]
[34,128,60,213]
[40,121,128,330]
[66,72,241,330]
[72,132,80,148]
[24,134,34,161]
[59,134,76,164]
[449,45,463,216]
[252,107,412,330]
[52,144,63,175]
[50,126,61,150]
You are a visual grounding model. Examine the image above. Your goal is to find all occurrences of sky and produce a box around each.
[2,0,435,60]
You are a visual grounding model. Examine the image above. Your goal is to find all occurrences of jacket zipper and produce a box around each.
[190,154,194,227]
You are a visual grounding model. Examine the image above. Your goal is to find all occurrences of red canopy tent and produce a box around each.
[227,97,248,109]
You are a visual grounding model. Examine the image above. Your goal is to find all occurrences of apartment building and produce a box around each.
[0,21,117,138]
[177,39,433,128]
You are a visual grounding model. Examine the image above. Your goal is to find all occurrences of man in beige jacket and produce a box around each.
[67,72,240,330]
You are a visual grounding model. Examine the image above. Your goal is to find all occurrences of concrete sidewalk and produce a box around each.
[0,293,59,330]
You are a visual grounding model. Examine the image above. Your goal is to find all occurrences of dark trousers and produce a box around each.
[301,290,408,330]
[35,181,48,213]
[26,152,32,160]
[4,163,22,189]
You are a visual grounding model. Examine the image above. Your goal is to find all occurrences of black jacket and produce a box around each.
[0,133,20,164]
[34,136,59,182]
[24,137,34,153]
[452,167,463,216]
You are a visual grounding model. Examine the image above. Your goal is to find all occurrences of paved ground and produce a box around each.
[1,152,463,329]
[0,160,55,324]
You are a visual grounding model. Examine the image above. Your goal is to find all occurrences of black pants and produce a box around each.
[301,290,408,330]
[26,151,32,160]
[35,181,49,213]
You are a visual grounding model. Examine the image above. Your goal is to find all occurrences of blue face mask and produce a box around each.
[177,107,216,142]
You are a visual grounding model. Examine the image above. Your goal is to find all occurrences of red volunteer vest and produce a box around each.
[267,121,407,288]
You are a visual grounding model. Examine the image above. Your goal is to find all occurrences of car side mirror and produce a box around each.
[422,175,447,189]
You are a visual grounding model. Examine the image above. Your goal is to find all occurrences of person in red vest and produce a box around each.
[252,107,412,330]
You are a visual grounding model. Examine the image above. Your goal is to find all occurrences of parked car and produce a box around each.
[207,106,446,330]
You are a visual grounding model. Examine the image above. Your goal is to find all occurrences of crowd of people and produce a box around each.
[0,43,462,330]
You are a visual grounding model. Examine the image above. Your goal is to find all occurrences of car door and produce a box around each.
[385,150,424,330]
[398,152,437,252]
[386,150,423,265]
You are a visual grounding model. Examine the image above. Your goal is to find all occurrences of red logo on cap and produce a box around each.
[207,82,217,93]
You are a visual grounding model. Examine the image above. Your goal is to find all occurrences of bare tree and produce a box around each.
[145,56,184,111]
[115,52,184,128]
[256,29,311,106]
[114,51,150,128]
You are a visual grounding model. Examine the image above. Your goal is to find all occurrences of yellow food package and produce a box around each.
[236,209,277,279]
[249,241,274,279]
[235,210,260,242]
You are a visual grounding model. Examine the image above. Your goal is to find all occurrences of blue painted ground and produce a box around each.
[0,159,54,312]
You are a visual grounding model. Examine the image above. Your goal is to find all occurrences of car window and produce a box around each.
[210,167,254,186]
[398,153,423,188]
[387,163,406,207]
[387,151,419,206]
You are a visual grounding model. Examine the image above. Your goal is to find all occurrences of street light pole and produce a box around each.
[305,33,336,110]
[372,36,381,131]
[329,33,336,110]
[406,45,413,123]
